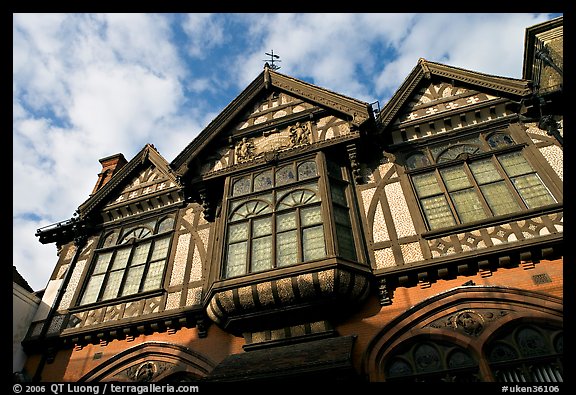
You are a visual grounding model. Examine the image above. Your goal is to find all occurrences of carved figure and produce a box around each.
[236,137,254,162]
[290,122,310,146]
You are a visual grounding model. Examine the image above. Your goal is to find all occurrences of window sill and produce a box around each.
[68,289,165,314]
[421,203,563,240]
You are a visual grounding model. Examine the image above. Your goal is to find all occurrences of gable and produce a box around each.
[197,89,358,178]
[78,144,182,224]
[378,59,533,146]
[171,66,373,180]
[393,77,500,126]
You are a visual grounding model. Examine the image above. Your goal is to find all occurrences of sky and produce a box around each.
[13,13,563,292]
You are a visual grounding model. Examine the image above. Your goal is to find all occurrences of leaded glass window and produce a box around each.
[224,183,325,278]
[409,133,558,231]
[79,215,175,306]
[223,155,361,278]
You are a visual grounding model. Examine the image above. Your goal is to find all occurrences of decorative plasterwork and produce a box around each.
[206,267,370,333]
[378,58,532,129]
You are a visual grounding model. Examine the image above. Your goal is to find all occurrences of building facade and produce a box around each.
[20,16,563,383]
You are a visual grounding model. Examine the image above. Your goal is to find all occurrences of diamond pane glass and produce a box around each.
[421,195,456,229]
[121,265,145,296]
[513,174,556,208]
[413,173,442,198]
[101,270,123,300]
[277,230,298,267]
[80,274,105,305]
[336,223,356,261]
[226,242,247,277]
[303,225,326,261]
[228,223,249,243]
[251,236,273,272]
[499,152,534,177]
[111,247,131,270]
[331,184,347,206]
[300,206,322,226]
[151,237,170,260]
[142,260,165,291]
[441,167,471,191]
[253,217,272,237]
[132,242,151,265]
[277,212,297,232]
[481,182,521,215]
[94,252,113,274]
[451,189,487,223]
[470,159,502,184]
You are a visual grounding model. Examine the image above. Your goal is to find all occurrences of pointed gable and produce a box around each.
[378,59,533,145]
[77,144,182,223]
[171,65,373,179]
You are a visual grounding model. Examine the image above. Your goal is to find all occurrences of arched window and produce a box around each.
[487,324,563,382]
[79,215,175,306]
[222,154,359,279]
[385,340,479,382]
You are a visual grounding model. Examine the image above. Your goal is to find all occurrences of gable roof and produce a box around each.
[378,58,533,129]
[36,144,179,245]
[77,144,178,218]
[170,64,373,176]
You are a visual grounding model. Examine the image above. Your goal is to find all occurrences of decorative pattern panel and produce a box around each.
[109,165,176,206]
[385,182,417,239]
[394,82,496,125]
[170,233,190,287]
[428,212,562,258]
[374,247,396,269]
[539,145,563,181]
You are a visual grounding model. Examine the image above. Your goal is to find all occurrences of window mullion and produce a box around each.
[272,191,278,269]
[463,161,493,217]
[436,168,461,225]
[493,155,529,209]
[118,241,137,298]
[96,250,115,303]
[246,219,254,274]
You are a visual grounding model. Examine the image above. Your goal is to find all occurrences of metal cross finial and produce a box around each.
[263,50,281,70]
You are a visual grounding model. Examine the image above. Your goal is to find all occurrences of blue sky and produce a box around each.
[13,13,562,292]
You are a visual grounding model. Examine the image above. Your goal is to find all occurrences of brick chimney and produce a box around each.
[91,153,128,195]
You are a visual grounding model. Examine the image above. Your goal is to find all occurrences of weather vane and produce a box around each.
[263,50,281,70]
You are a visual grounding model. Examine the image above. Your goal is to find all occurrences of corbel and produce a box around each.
[346,142,363,184]
[378,278,393,306]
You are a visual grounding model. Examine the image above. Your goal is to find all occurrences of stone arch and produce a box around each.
[361,286,562,382]
[79,341,217,382]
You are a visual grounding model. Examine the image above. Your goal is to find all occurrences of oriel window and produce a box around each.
[223,153,359,279]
